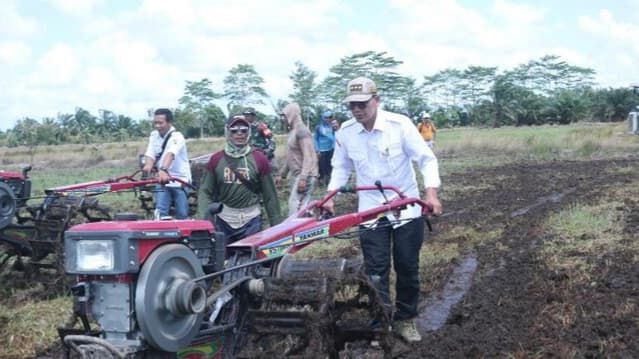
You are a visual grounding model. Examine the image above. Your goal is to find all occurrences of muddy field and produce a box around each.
[4,150,639,358]
[407,155,639,358]
[225,154,639,358]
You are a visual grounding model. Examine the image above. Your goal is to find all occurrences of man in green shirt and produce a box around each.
[197,114,281,243]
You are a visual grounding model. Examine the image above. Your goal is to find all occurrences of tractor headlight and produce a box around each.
[76,240,115,271]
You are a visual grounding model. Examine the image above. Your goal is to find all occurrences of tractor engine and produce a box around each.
[62,215,225,356]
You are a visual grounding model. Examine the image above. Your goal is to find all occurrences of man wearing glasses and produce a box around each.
[322,77,442,342]
[197,114,281,243]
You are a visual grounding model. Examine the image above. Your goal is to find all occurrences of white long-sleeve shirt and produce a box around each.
[327,109,441,227]
[144,126,192,187]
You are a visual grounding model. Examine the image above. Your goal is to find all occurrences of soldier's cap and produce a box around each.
[343,77,378,103]
[226,114,250,127]
[242,107,257,116]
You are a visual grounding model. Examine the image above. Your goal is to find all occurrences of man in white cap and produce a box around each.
[322,77,442,342]
[417,112,437,148]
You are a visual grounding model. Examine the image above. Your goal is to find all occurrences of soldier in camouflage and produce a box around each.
[243,108,277,170]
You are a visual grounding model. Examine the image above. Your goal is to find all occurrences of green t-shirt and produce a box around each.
[197,150,281,226]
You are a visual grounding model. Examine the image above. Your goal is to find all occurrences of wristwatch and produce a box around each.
[159,166,169,172]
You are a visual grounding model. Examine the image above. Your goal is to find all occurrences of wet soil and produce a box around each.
[408,156,639,358]
[245,156,639,358]
[25,155,639,358]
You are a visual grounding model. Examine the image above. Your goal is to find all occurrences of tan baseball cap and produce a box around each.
[343,77,378,102]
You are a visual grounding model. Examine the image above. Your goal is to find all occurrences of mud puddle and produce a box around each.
[417,253,478,333]
[509,188,576,218]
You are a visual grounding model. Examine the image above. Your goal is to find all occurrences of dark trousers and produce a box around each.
[359,217,424,321]
[318,149,334,184]
[215,215,262,244]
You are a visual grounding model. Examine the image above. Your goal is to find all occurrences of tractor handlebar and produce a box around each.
[303,183,433,219]
[45,170,194,196]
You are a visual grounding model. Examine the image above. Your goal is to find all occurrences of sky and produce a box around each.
[1,0,638,131]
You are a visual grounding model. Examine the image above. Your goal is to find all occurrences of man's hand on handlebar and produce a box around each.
[321,198,335,216]
[142,164,153,175]
[158,169,171,184]
[425,187,442,216]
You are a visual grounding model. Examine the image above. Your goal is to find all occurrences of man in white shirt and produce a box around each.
[323,77,442,342]
[142,108,192,219]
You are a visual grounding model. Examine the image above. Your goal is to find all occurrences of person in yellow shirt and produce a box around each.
[417,112,436,148]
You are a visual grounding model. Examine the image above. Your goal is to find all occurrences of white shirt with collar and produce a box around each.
[144,126,192,187]
[327,109,441,227]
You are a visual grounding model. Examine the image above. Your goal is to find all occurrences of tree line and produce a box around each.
[1,51,637,147]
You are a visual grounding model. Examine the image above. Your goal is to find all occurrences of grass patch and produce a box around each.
[539,201,629,278]
[436,122,638,165]
[0,296,72,357]
[420,242,461,280]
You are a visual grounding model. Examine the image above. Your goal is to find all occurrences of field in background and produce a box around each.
[1,121,639,357]
[2,122,636,192]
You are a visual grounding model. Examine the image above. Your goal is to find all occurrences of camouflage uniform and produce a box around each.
[250,122,276,159]
[244,108,277,171]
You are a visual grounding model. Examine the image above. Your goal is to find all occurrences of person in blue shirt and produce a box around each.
[314,110,337,186]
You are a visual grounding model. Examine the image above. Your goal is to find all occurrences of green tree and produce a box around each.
[590,87,637,122]
[318,51,406,112]
[289,61,319,127]
[71,107,97,143]
[36,117,61,145]
[509,55,596,95]
[97,109,117,140]
[461,66,497,106]
[179,78,222,138]
[223,64,268,112]
[384,77,427,121]
[423,69,465,108]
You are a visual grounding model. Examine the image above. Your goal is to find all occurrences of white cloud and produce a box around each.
[492,0,546,24]
[576,8,639,85]
[2,0,639,131]
[577,15,602,34]
[28,43,79,86]
[49,0,105,17]
[579,9,639,42]
[0,41,31,64]
[0,0,38,38]
[82,66,120,95]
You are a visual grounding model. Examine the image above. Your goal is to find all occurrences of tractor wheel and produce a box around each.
[0,181,16,230]
[135,244,206,352]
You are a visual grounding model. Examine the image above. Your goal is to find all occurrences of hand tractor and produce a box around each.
[58,183,433,358]
[0,169,192,273]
